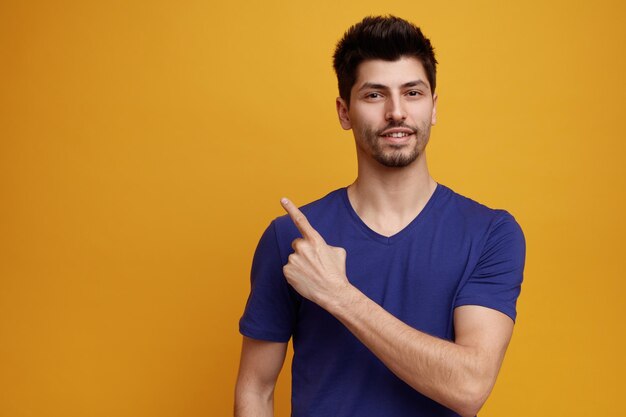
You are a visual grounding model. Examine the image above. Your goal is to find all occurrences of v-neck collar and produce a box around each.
[340,183,444,245]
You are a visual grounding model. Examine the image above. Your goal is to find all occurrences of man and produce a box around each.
[235,15,525,417]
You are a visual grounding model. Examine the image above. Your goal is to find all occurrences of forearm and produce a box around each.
[324,285,493,417]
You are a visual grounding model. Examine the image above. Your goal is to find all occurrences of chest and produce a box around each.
[296,229,478,341]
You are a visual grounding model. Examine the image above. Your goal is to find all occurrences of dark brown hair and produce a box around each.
[333,15,437,106]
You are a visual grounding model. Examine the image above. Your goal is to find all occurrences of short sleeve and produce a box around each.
[454,211,526,322]
[239,221,299,342]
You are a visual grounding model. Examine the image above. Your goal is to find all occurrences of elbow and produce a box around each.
[455,402,485,417]
[452,379,493,417]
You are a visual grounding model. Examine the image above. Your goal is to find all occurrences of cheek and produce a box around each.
[350,105,382,123]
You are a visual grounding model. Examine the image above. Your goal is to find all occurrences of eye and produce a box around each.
[365,92,383,99]
[406,90,423,97]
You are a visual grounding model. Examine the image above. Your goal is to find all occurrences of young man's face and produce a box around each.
[337,57,437,168]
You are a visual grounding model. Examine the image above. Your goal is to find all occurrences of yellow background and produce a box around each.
[1,0,624,415]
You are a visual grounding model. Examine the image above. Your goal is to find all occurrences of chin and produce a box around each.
[374,151,421,168]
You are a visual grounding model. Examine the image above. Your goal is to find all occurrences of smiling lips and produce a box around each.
[379,128,415,142]
[383,132,412,138]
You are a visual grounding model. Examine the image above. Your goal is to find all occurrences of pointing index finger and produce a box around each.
[281,197,322,242]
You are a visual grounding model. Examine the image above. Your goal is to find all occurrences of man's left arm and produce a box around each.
[280,198,516,417]
[326,290,512,417]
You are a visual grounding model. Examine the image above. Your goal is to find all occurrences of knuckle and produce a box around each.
[334,247,346,258]
[282,265,291,279]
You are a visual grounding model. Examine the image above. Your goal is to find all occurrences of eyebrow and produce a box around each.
[357,80,430,91]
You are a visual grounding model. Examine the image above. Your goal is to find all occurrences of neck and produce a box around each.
[347,151,437,237]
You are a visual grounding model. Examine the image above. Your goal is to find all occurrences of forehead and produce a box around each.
[354,57,429,89]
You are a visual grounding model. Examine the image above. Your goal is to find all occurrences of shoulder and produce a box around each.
[438,185,525,270]
[436,184,524,236]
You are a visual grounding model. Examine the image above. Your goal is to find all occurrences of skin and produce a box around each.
[235,57,515,417]
[234,337,286,417]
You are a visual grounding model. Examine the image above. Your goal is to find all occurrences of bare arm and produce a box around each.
[234,336,287,417]
[328,291,513,417]
[280,197,514,417]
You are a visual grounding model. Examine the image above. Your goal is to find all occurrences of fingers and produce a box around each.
[281,197,323,242]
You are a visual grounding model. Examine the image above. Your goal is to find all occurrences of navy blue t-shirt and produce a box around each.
[240,184,525,417]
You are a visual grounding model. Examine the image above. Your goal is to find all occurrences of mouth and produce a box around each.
[379,129,415,144]
[381,131,413,138]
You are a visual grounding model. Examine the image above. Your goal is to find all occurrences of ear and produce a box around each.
[336,97,352,130]
[431,93,438,126]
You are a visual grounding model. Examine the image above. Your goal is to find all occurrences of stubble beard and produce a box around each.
[358,122,431,168]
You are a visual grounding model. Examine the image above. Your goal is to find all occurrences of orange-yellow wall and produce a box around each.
[1,0,624,415]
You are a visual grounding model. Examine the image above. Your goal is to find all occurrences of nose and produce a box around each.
[385,95,407,122]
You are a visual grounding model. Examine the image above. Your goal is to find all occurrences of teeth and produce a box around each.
[386,132,409,138]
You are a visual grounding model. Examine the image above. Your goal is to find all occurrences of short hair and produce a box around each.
[333,15,437,106]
